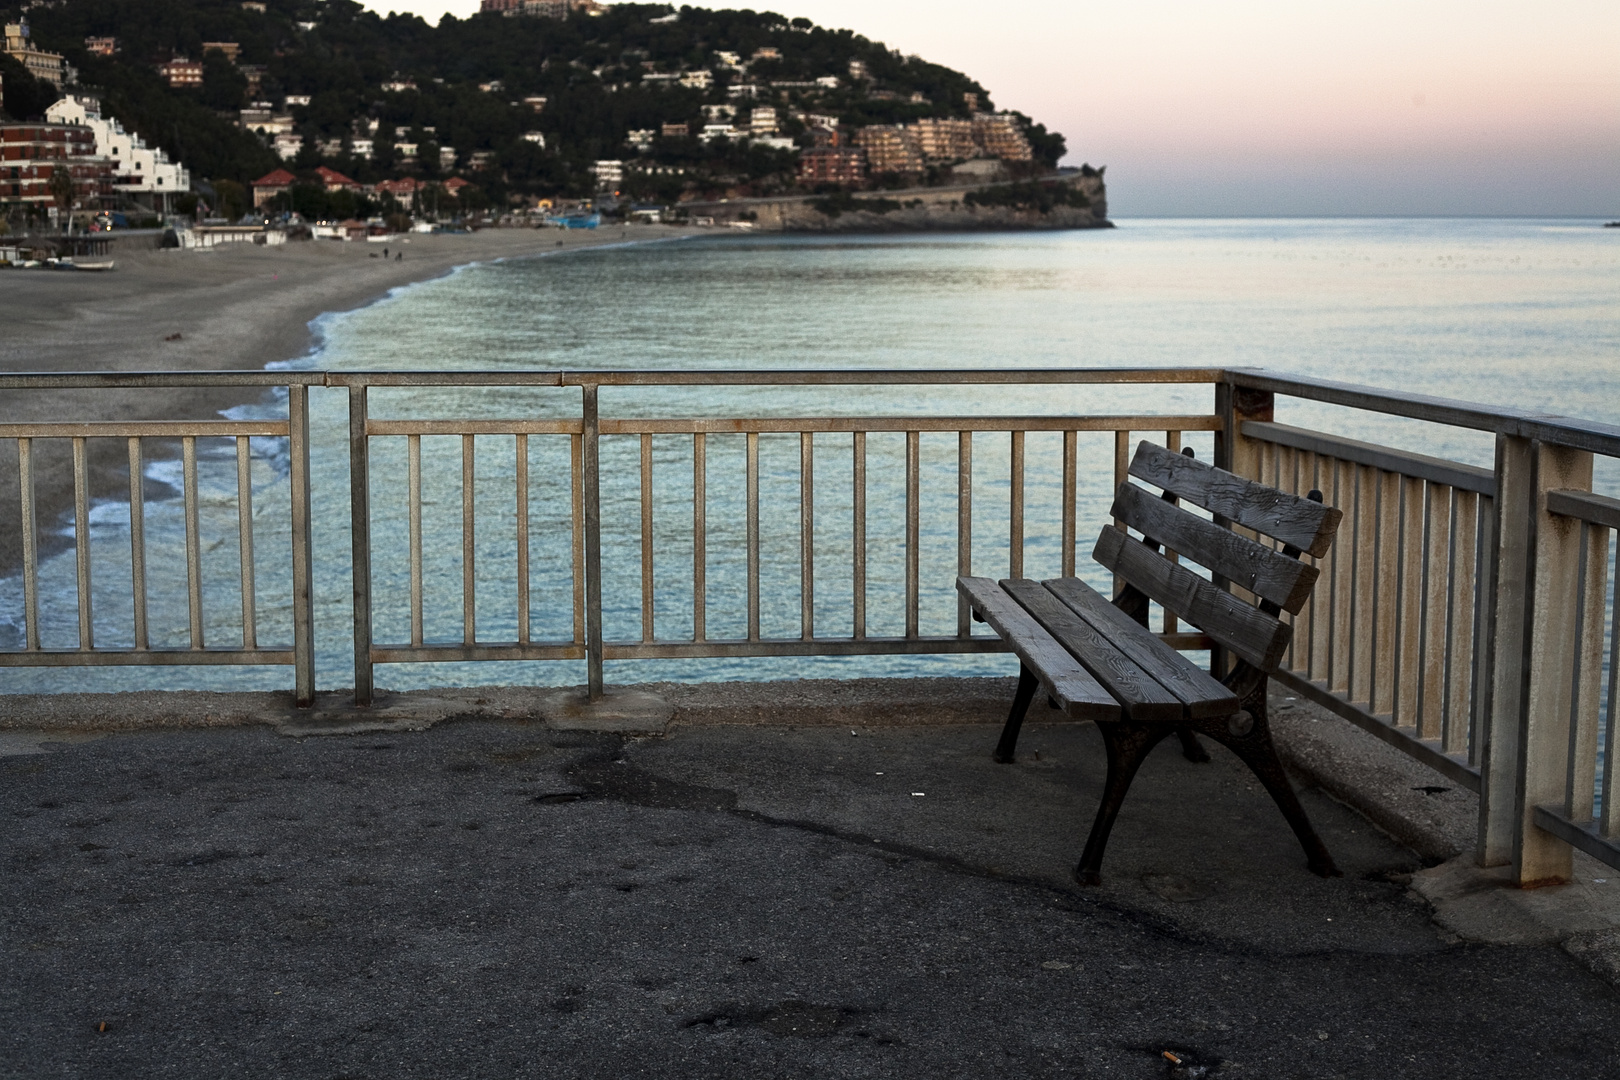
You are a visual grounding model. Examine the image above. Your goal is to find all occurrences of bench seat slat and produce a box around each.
[1093,526,1292,671]
[1111,483,1320,614]
[956,577,1122,722]
[1042,576,1240,719]
[1129,441,1341,558]
[999,579,1183,722]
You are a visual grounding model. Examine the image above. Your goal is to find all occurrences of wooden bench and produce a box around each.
[958,441,1344,886]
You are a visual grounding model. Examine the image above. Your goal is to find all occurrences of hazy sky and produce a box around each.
[361,1,1619,216]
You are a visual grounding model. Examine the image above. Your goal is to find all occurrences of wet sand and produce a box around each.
[0,224,685,580]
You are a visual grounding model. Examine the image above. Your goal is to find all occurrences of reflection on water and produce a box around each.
[2,219,1617,693]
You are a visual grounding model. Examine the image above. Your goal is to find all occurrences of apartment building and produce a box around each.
[797,146,866,186]
[158,58,204,88]
[0,122,113,210]
[853,125,923,176]
[45,95,189,210]
[909,118,976,163]
[84,37,118,57]
[971,112,1033,161]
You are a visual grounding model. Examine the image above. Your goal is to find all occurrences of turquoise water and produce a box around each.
[3,219,1617,694]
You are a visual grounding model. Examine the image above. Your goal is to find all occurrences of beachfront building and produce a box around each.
[314,166,363,193]
[5,20,69,87]
[45,95,190,213]
[590,159,623,192]
[0,122,114,215]
[250,167,296,208]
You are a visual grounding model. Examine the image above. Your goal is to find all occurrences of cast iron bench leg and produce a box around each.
[1074,719,1175,886]
[994,665,1039,764]
[1193,685,1340,878]
[1176,728,1210,763]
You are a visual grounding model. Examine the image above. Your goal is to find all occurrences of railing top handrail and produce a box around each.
[1226,368,1620,458]
[2,368,1614,457]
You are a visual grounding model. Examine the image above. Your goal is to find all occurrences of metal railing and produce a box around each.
[2,366,1617,885]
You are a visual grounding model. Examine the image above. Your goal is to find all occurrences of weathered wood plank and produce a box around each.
[1043,576,1239,719]
[1110,482,1319,614]
[1129,441,1342,557]
[1093,526,1292,670]
[956,577,1121,722]
[1000,578,1183,722]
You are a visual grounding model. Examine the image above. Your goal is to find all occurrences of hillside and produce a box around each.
[2,0,1073,208]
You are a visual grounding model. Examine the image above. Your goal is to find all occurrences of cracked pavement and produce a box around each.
[3,718,1617,1078]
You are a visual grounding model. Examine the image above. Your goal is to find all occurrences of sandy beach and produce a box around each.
[0,224,685,579]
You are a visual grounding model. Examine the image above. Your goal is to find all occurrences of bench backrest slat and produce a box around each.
[1111,482,1320,615]
[1094,525,1292,670]
[1128,441,1341,557]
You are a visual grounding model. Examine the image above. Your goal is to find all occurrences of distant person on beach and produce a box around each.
[396,253,402,261]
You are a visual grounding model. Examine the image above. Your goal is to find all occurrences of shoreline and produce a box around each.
[0,224,688,582]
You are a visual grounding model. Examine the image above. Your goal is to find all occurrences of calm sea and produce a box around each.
[4,218,1617,693]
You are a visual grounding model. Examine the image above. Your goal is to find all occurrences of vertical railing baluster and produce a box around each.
[582,385,604,701]
[571,433,585,648]
[1350,465,1376,706]
[1009,430,1024,580]
[1309,453,1333,682]
[347,385,371,703]
[1329,459,1353,694]
[957,430,973,637]
[641,433,654,643]
[801,431,814,640]
[409,434,424,647]
[127,437,147,651]
[463,435,477,646]
[1164,429,1183,636]
[1445,489,1479,754]
[1418,482,1451,740]
[72,436,93,650]
[236,435,257,651]
[746,431,760,642]
[693,432,705,643]
[516,434,530,646]
[1469,494,1497,767]
[18,438,39,651]
[906,429,920,639]
[1601,536,1620,838]
[853,431,866,641]
[1060,430,1077,579]
[1113,429,1129,599]
[1565,522,1608,823]
[1394,475,1424,728]
[182,435,203,650]
[1372,470,1400,718]
[288,383,315,706]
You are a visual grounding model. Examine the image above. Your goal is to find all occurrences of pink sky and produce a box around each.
[362,1,1619,215]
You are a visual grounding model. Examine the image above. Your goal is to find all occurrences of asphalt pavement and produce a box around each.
[4,717,1617,1079]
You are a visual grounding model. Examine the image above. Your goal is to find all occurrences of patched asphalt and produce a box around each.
[3,718,1617,1079]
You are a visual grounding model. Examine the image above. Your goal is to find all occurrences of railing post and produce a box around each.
[288,383,316,708]
[1478,434,1531,866]
[347,384,373,706]
[1509,440,1593,885]
[1214,379,1274,676]
[582,383,605,702]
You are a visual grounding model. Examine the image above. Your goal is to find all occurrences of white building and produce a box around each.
[351,138,375,158]
[750,107,778,134]
[273,132,304,159]
[679,70,712,90]
[44,95,190,211]
[521,131,547,148]
[590,159,623,191]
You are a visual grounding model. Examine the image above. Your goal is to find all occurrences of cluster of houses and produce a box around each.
[248,166,475,209]
[0,93,189,218]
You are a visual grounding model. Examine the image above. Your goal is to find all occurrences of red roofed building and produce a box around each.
[373,178,424,199]
[314,166,363,192]
[443,177,471,196]
[250,167,296,208]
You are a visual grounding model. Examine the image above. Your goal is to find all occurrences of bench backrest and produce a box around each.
[1094,441,1343,671]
